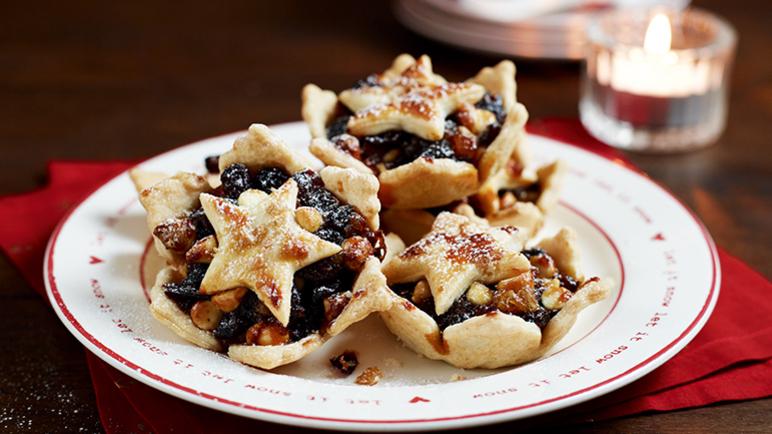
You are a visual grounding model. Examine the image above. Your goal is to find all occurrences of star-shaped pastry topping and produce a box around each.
[382,212,529,315]
[339,55,486,141]
[198,181,341,326]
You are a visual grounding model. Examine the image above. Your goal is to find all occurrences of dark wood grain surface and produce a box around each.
[0,0,769,432]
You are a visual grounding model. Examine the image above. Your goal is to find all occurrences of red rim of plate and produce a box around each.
[43,124,720,428]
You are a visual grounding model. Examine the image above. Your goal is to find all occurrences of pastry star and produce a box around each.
[199,181,341,326]
[339,55,485,141]
[382,212,529,315]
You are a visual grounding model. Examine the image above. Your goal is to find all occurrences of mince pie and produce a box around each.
[131,124,392,369]
[302,54,530,209]
[379,212,607,369]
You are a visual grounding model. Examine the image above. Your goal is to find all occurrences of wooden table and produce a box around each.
[0,0,769,432]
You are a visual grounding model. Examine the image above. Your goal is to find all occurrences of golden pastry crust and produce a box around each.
[309,138,373,174]
[302,54,526,210]
[319,166,380,230]
[476,102,529,185]
[302,84,339,139]
[381,209,437,246]
[218,123,313,174]
[339,55,476,140]
[198,184,342,327]
[136,124,393,370]
[151,255,392,370]
[228,335,326,370]
[132,171,212,265]
[378,158,479,209]
[129,169,168,193]
[469,60,517,111]
[229,257,392,369]
[380,227,608,369]
[382,212,529,315]
[148,267,222,351]
[475,158,566,241]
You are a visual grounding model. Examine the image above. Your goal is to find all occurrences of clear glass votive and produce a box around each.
[580,7,737,152]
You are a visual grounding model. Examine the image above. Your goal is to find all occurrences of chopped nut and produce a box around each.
[355,366,383,386]
[466,282,493,305]
[190,301,223,330]
[211,287,248,313]
[382,149,400,163]
[448,126,478,161]
[499,191,517,209]
[323,291,352,323]
[330,350,359,376]
[185,235,217,263]
[295,206,324,233]
[153,217,196,252]
[530,253,556,278]
[341,236,374,271]
[333,134,362,160]
[494,273,539,314]
[245,321,290,346]
[411,280,431,305]
[455,103,496,135]
[541,279,572,310]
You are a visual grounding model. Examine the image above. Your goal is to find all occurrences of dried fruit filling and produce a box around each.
[394,248,583,331]
[159,163,385,348]
[326,91,506,173]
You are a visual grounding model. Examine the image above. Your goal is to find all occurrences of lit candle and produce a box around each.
[580,8,736,152]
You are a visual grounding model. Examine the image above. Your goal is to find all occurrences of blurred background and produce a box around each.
[0,0,769,431]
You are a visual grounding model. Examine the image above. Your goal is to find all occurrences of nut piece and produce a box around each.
[529,253,556,278]
[185,235,217,263]
[323,291,352,324]
[355,366,383,386]
[383,149,400,163]
[499,191,517,210]
[295,206,324,233]
[494,272,539,314]
[341,236,374,271]
[455,103,496,135]
[466,282,493,306]
[210,287,248,313]
[330,350,359,376]
[541,278,572,310]
[153,217,196,252]
[190,301,223,330]
[411,280,431,305]
[448,126,479,162]
[333,134,362,160]
[245,322,290,346]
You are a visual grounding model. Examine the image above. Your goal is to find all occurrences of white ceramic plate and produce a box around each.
[45,122,719,431]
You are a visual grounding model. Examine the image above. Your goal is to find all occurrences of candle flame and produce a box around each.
[643,13,672,54]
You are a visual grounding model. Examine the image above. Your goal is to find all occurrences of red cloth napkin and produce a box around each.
[1,120,770,433]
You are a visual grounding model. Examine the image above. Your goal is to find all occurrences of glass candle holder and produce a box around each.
[580,7,737,152]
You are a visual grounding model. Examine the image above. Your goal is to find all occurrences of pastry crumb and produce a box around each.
[450,373,466,381]
[355,367,383,386]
